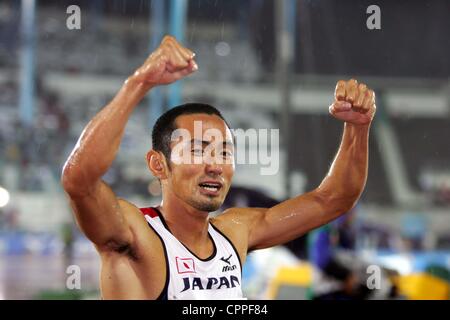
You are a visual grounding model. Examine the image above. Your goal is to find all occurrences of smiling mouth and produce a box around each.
[198,182,223,194]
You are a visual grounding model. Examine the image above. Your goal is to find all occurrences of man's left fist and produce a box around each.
[329,79,376,125]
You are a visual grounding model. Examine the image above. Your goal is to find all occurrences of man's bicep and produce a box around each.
[247,190,332,250]
[66,180,134,251]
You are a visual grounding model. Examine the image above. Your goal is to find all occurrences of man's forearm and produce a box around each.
[61,36,197,195]
[62,76,152,193]
[317,122,370,212]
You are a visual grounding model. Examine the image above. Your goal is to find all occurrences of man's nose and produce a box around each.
[205,162,223,176]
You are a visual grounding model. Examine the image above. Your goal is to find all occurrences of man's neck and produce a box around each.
[157,196,210,249]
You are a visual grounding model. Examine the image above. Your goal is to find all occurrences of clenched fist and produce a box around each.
[132,35,197,86]
[329,79,376,125]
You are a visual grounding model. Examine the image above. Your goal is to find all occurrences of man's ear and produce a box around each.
[146,150,169,179]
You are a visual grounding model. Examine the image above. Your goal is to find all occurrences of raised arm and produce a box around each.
[61,36,197,251]
[228,79,376,251]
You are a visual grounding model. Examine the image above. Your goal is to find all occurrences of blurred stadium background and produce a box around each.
[0,0,449,299]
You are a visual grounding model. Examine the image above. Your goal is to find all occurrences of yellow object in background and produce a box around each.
[267,264,313,299]
[394,273,449,300]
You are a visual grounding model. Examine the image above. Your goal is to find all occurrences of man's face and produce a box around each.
[164,113,235,212]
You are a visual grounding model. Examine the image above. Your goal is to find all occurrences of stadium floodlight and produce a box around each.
[0,186,10,207]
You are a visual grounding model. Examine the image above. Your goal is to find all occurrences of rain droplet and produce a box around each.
[215,41,230,57]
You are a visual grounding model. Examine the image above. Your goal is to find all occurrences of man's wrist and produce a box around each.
[125,73,155,91]
[122,74,156,99]
[345,121,371,131]
[110,75,155,109]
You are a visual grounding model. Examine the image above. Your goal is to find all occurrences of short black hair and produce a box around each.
[151,103,231,162]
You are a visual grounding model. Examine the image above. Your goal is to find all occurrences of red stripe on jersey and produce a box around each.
[140,207,158,218]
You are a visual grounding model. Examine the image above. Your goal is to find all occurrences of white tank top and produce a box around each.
[140,207,244,300]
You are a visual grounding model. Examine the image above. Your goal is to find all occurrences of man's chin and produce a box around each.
[190,199,222,212]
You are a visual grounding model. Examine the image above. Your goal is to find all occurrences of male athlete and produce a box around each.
[61,36,376,299]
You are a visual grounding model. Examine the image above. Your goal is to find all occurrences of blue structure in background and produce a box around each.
[148,0,188,132]
[168,0,187,109]
[19,0,36,127]
[148,0,166,130]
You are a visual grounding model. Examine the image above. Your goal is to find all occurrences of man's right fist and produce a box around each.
[132,35,197,86]
[329,79,376,126]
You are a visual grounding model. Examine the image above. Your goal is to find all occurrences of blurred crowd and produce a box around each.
[0,79,69,191]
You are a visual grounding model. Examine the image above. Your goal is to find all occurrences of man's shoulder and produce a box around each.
[211,207,268,237]
[117,198,152,219]
[115,199,162,241]
[213,207,267,224]
[115,198,137,212]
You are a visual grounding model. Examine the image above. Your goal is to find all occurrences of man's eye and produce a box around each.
[222,150,233,157]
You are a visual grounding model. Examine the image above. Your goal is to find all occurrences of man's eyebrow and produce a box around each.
[189,139,234,147]
[190,139,209,146]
